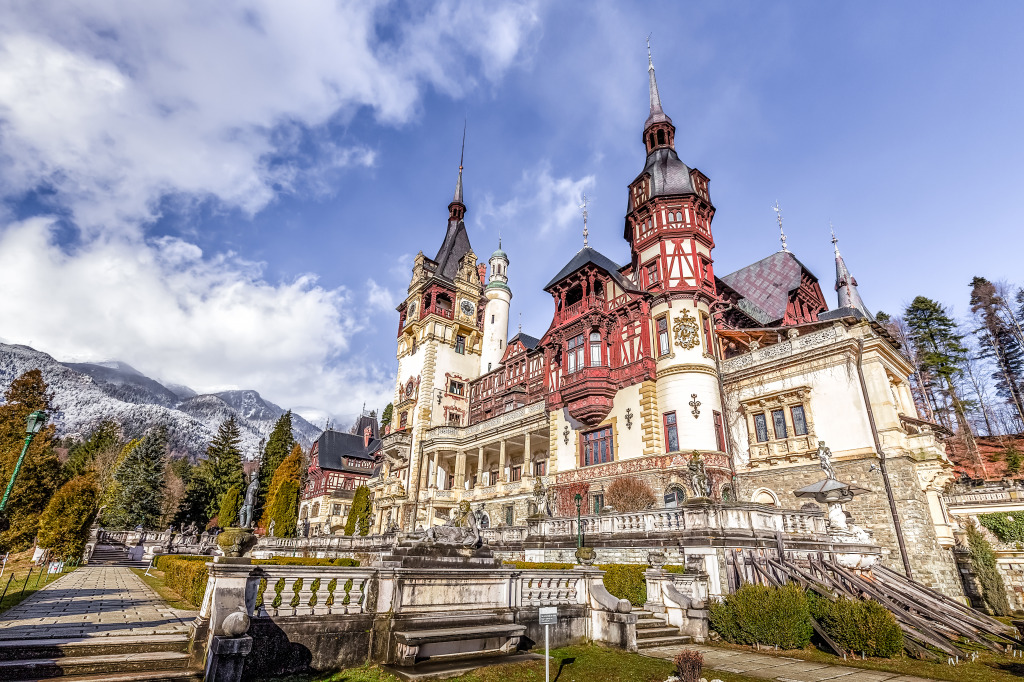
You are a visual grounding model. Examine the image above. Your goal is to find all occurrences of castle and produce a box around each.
[367,51,962,596]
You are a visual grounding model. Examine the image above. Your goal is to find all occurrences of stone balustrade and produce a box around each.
[721,324,844,374]
[422,401,546,446]
[246,565,377,618]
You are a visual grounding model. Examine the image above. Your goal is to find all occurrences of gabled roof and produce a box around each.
[312,429,381,472]
[508,332,540,351]
[543,247,640,293]
[433,219,473,282]
[719,251,819,324]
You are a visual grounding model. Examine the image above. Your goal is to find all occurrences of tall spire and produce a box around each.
[644,36,672,131]
[772,201,789,252]
[579,192,589,249]
[448,122,466,222]
[831,223,872,319]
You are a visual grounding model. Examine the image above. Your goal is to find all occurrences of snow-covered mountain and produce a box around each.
[0,343,322,459]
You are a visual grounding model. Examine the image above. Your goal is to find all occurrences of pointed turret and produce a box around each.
[645,44,672,129]
[832,229,873,320]
[448,123,467,223]
[643,41,676,154]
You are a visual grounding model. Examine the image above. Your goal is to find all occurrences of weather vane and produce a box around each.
[647,33,653,67]
[579,193,590,248]
[772,200,788,252]
[830,220,839,255]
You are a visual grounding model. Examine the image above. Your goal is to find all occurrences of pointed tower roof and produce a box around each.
[645,41,673,129]
[821,228,873,321]
[434,127,472,282]
[448,122,467,223]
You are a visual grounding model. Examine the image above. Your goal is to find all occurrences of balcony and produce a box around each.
[555,297,607,325]
[558,366,615,426]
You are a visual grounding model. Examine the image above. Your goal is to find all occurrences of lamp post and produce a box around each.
[0,411,48,528]
[574,493,583,549]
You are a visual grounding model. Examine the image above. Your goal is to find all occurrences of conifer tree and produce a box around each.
[0,370,62,552]
[904,296,982,473]
[261,442,304,535]
[970,277,1024,425]
[380,403,393,431]
[217,485,242,528]
[104,426,168,529]
[344,485,373,536]
[256,411,295,523]
[203,416,244,517]
[63,420,120,479]
[38,475,100,560]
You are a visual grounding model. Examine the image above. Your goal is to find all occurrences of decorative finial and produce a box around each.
[772,201,788,252]
[452,120,466,206]
[830,220,840,256]
[647,33,653,69]
[579,193,590,248]
[518,312,522,334]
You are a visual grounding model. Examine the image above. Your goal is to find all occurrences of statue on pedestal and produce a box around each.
[238,473,259,529]
[816,440,837,481]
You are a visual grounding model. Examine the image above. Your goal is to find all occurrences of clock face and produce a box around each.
[406,380,415,397]
[460,299,475,316]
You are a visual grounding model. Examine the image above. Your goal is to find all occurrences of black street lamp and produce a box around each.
[574,492,583,549]
[0,410,48,531]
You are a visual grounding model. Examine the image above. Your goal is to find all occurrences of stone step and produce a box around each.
[636,626,683,640]
[21,668,203,682]
[635,617,669,629]
[635,634,693,649]
[0,634,189,661]
[0,651,191,680]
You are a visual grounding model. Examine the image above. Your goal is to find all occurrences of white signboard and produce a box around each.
[539,606,558,625]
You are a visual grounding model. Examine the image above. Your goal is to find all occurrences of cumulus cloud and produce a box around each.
[0,1,541,422]
[477,161,596,235]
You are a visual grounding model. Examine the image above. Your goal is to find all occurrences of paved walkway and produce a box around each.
[0,565,197,641]
[644,644,935,682]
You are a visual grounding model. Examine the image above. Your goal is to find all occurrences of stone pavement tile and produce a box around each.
[880,677,934,682]
[806,673,899,682]
[771,667,861,681]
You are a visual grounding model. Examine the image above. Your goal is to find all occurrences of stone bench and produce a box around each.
[393,623,526,667]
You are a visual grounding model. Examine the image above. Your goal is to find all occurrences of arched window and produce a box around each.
[589,331,602,366]
[665,484,686,508]
[657,130,665,146]
[311,502,321,517]
[720,485,734,503]
[751,488,780,507]
[648,133,655,149]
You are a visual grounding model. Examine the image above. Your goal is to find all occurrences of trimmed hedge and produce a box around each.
[152,555,360,608]
[709,584,812,649]
[809,595,903,657]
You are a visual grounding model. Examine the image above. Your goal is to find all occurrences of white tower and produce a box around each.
[481,245,512,373]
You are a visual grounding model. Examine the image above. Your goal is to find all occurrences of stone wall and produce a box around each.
[997,560,1024,612]
[735,456,963,597]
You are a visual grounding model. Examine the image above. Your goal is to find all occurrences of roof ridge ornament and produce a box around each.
[579,192,590,249]
[772,200,789,252]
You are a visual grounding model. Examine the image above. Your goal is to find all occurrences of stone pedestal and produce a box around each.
[206,634,252,682]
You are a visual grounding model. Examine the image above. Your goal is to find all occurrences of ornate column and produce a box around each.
[499,440,507,482]
[477,446,485,487]
[523,432,532,477]
[454,450,467,489]
[429,450,439,489]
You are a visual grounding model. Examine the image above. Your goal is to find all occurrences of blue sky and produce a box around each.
[0,1,1022,426]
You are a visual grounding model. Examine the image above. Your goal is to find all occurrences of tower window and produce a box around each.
[567,333,585,373]
[657,130,665,146]
[648,132,655,149]
[713,410,725,452]
[589,331,602,366]
[656,316,670,357]
[664,412,679,452]
[455,335,466,354]
[647,262,660,286]
[491,314,495,323]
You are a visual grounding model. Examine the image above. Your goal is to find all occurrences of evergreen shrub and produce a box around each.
[38,475,100,560]
[218,485,242,529]
[809,595,903,657]
[709,584,812,649]
[344,486,373,536]
[965,523,1011,615]
[267,479,300,537]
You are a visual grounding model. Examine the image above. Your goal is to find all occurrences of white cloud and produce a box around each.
[0,0,540,232]
[477,161,596,235]
[367,278,397,313]
[0,217,393,420]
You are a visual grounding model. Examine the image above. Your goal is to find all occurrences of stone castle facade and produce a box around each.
[366,53,962,597]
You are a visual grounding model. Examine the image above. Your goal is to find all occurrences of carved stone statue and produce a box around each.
[817,441,837,480]
[423,502,482,548]
[268,519,276,538]
[687,453,711,498]
[531,478,552,517]
[237,473,259,529]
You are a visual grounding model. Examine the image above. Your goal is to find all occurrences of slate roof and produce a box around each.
[433,219,473,282]
[508,332,540,351]
[543,247,641,293]
[632,148,696,209]
[313,429,381,472]
[719,251,819,324]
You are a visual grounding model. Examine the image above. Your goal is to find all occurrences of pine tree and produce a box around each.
[38,475,100,560]
[344,485,373,536]
[104,426,168,529]
[0,370,62,552]
[904,296,982,474]
[380,403,394,432]
[261,442,303,535]
[256,411,295,525]
[970,277,1024,426]
[63,421,120,479]
[203,416,244,517]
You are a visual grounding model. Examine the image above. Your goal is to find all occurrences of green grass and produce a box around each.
[0,566,75,614]
[270,644,763,682]
[707,640,1024,682]
[130,567,198,610]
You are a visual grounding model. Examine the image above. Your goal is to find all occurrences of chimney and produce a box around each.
[478,263,487,284]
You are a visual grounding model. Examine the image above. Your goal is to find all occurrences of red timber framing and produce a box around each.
[540,263,654,426]
[783,270,828,325]
[468,337,545,424]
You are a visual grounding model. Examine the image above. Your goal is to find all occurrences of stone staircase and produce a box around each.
[88,543,151,569]
[633,609,693,649]
[0,633,201,681]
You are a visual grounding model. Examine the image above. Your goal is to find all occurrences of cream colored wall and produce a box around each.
[549,384,645,472]
[481,288,511,373]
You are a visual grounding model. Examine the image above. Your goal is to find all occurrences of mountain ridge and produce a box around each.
[0,342,323,459]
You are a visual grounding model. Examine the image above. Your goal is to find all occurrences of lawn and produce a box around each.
[0,549,76,614]
[273,645,762,682]
[706,640,1024,682]
[130,566,199,610]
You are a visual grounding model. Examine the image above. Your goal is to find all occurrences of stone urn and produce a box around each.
[647,551,667,569]
[575,546,596,566]
[217,527,257,558]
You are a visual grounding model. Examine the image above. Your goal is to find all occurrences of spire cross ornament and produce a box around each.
[579,193,590,248]
[772,200,789,252]
[830,220,840,256]
[647,33,653,68]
